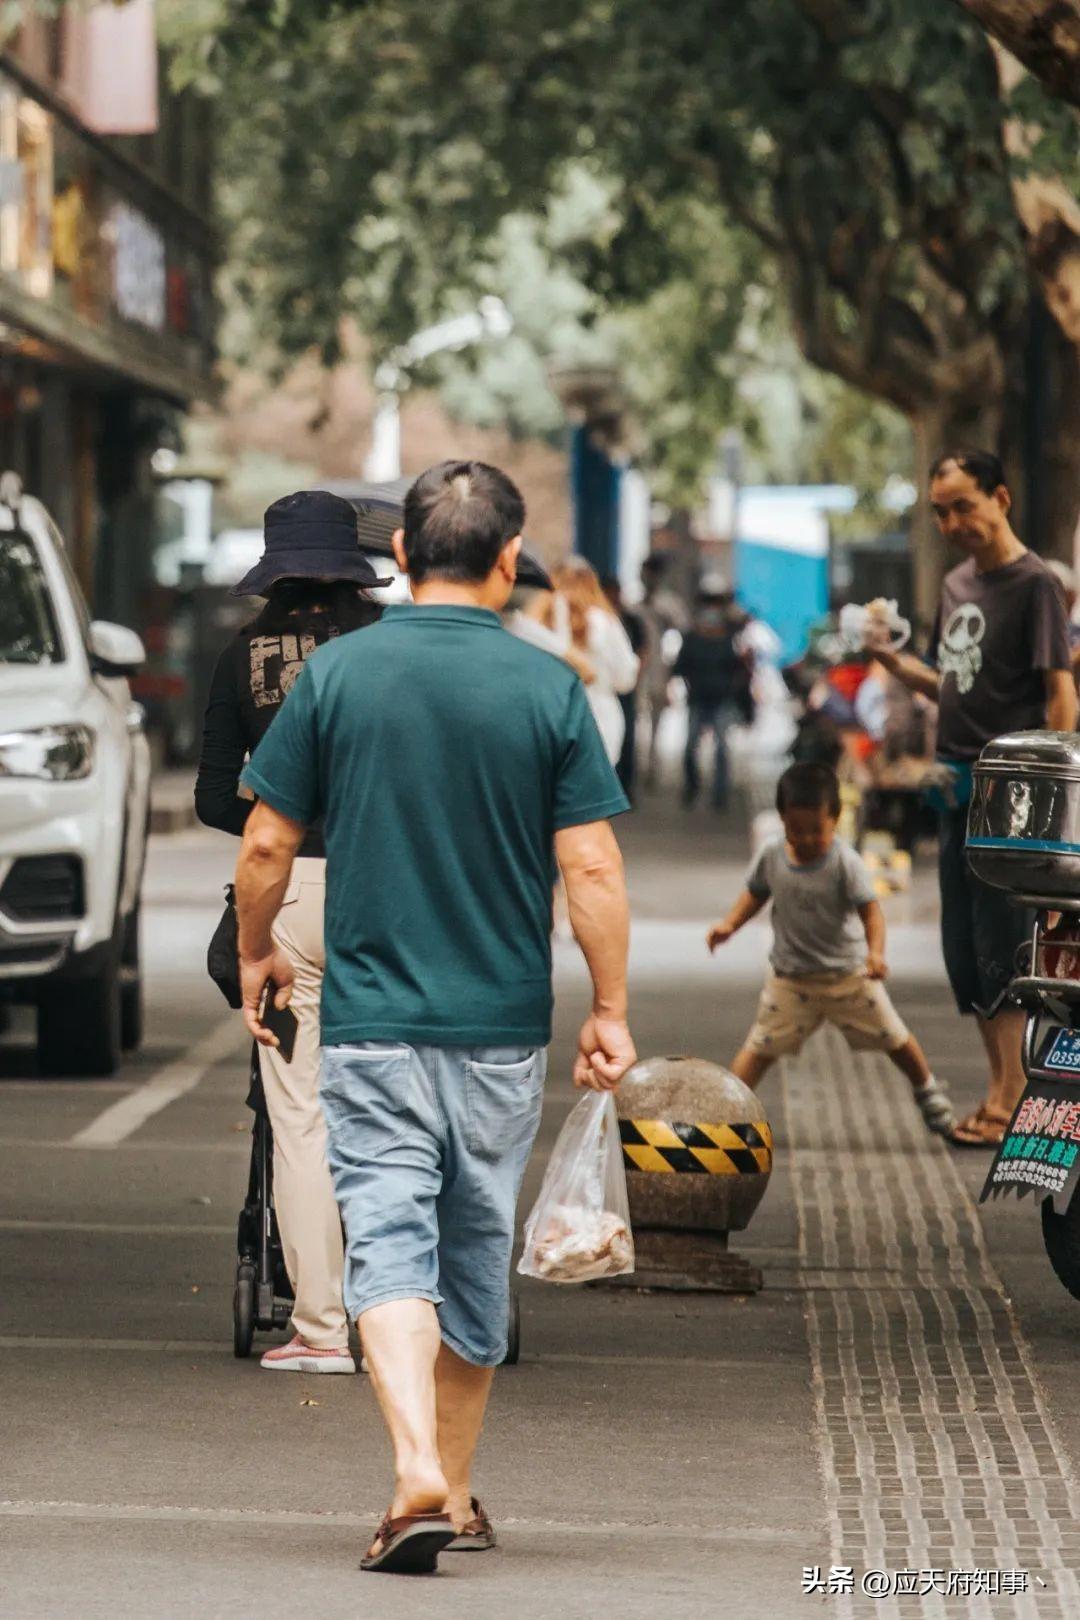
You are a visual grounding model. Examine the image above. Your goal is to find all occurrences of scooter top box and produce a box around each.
[969,731,1080,905]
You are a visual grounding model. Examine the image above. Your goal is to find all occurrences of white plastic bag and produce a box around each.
[518,1091,635,1283]
[838,598,912,656]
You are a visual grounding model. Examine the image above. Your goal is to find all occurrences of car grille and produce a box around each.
[0,855,84,921]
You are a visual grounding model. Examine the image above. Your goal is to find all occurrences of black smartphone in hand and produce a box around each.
[260,982,298,1063]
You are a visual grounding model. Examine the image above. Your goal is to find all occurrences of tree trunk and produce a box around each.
[1014,304,1080,559]
[953,0,1080,110]
[910,393,1005,630]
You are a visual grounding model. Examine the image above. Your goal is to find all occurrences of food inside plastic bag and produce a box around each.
[838,598,911,655]
[518,1090,635,1283]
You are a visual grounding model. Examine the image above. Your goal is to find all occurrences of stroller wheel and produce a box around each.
[502,1287,521,1366]
[233,1262,256,1358]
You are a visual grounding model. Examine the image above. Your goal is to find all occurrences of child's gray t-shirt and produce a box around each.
[745,836,877,977]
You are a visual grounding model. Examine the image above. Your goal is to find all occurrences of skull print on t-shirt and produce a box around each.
[929,552,1070,762]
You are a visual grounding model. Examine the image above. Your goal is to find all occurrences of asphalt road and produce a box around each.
[1,801,1077,1619]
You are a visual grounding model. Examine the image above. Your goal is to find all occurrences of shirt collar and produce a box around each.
[383,604,503,630]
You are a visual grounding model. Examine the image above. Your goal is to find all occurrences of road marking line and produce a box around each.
[0,1336,233,1353]
[0,1219,234,1235]
[0,1498,806,1541]
[0,1137,249,1153]
[69,1019,246,1148]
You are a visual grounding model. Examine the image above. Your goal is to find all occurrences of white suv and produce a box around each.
[0,476,150,1075]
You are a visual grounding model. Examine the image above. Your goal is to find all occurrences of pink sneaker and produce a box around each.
[259,1335,356,1374]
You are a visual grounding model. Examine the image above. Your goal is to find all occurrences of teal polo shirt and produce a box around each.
[241,603,629,1047]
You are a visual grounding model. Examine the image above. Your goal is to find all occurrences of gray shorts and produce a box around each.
[938,809,1032,1017]
[320,1042,545,1366]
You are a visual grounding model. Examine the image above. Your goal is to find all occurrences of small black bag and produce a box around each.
[207,883,243,1009]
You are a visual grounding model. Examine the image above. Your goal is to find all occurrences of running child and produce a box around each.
[707,762,955,1135]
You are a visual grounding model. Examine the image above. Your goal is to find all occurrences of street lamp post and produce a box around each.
[363,296,514,481]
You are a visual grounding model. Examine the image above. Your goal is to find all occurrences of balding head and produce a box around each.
[400,460,526,585]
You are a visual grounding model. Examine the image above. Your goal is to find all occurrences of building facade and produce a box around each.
[0,9,214,636]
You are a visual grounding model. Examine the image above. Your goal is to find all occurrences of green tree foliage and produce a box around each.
[160,0,1079,603]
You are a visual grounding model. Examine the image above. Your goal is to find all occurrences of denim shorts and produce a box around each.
[319,1042,546,1366]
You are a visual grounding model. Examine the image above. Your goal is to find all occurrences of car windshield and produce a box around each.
[0,533,63,664]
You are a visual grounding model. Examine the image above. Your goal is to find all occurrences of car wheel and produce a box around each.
[120,905,143,1053]
[37,954,122,1078]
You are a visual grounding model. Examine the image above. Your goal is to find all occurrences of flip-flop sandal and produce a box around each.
[446,1497,496,1551]
[360,1511,456,1574]
[949,1105,1010,1149]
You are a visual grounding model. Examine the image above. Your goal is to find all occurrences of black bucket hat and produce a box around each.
[230,490,395,597]
[323,476,554,590]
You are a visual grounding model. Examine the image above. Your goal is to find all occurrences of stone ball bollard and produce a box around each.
[611,1055,774,1293]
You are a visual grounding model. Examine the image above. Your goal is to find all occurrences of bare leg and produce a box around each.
[977,1007,1027,1117]
[887,1034,932,1092]
[358,1299,448,1529]
[730,1045,773,1089]
[435,1341,496,1530]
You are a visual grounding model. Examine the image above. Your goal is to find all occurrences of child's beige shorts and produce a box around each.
[745,971,909,1058]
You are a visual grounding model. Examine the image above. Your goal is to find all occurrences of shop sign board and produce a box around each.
[109,200,165,331]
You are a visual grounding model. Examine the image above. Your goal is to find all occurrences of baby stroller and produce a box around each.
[231,1041,522,1363]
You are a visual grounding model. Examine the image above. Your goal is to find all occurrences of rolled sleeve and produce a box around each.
[553,682,630,831]
[239,663,321,828]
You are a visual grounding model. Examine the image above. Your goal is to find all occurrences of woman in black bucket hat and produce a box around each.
[196,490,391,1374]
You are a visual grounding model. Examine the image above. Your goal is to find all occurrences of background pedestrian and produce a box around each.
[550,560,640,766]
[870,449,1077,1146]
[601,574,646,803]
[674,591,755,811]
[195,490,388,1373]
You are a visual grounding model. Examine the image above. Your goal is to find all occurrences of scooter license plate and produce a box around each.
[1042,1028,1080,1075]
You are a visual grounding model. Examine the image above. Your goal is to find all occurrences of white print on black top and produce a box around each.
[938,603,986,695]
[249,628,338,709]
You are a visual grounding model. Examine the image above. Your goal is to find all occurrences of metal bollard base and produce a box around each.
[596,1227,764,1294]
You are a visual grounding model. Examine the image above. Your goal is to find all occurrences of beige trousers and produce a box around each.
[261,858,347,1349]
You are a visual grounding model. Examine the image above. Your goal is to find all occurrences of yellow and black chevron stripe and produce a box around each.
[619,1118,773,1175]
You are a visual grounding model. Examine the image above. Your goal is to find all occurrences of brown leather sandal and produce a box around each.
[949,1104,1011,1149]
[360,1510,456,1574]
[446,1497,496,1551]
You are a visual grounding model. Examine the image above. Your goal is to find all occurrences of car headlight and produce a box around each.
[0,725,94,781]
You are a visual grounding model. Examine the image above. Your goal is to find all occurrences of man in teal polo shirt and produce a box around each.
[234,460,636,1575]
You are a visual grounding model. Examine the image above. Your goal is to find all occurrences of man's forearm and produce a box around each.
[562,851,630,1018]
[235,805,302,960]
[877,648,940,701]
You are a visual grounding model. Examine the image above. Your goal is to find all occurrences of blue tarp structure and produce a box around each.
[734,485,856,664]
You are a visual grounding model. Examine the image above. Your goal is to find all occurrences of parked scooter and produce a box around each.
[969,732,1080,1297]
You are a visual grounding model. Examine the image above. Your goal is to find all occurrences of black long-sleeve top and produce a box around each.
[195,610,354,857]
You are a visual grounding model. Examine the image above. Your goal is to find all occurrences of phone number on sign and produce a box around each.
[992,1161,1067,1193]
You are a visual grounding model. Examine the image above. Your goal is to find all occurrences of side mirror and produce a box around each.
[89,620,146,677]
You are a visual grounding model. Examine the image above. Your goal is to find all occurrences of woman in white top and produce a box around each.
[551,560,640,763]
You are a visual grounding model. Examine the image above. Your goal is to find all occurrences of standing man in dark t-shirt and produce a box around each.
[873,449,1077,1146]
